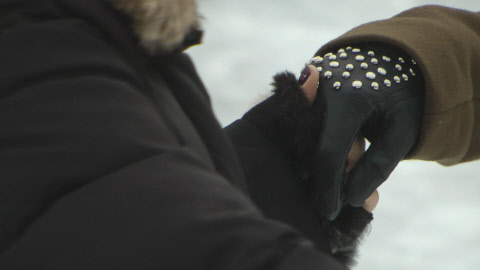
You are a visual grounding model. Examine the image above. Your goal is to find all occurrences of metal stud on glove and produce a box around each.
[309,47,418,93]
[308,44,425,220]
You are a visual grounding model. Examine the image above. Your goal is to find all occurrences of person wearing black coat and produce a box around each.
[0,0,417,269]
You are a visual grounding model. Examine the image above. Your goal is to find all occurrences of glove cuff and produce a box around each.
[321,206,373,269]
[243,71,326,180]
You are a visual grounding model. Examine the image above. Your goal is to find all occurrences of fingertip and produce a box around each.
[363,189,379,212]
[300,65,319,104]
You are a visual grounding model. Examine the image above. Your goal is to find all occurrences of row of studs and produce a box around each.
[309,47,417,91]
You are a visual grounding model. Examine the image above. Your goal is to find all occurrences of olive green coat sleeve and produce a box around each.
[317,5,480,166]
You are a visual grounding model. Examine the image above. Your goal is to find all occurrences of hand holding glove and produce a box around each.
[239,64,380,268]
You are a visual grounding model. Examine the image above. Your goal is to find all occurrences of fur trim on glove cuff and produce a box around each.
[321,206,373,269]
[271,71,326,179]
[242,71,326,180]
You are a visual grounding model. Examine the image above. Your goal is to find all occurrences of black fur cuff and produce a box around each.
[321,206,373,269]
[242,71,326,180]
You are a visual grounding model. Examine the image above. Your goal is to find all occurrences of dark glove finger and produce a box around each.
[344,97,423,206]
[311,94,372,221]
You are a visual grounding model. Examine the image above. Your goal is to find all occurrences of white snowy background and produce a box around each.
[188,1,480,269]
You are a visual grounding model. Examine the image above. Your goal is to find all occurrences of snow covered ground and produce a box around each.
[188,1,480,269]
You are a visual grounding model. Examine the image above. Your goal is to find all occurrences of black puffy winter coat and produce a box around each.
[0,0,361,269]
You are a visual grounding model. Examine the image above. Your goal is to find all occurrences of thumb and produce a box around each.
[298,65,319,104]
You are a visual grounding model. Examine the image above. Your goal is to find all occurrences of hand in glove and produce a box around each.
[240,66,378,266]
[310,43,425,220]
[242,65,326,178]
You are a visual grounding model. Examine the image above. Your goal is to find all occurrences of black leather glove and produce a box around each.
[241,74,374,262]
[310,43,425,220]
[242,71,326,178]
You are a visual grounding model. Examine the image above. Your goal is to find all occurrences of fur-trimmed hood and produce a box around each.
[111,0,201,53]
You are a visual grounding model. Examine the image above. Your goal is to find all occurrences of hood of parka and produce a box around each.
[111,0,201,53]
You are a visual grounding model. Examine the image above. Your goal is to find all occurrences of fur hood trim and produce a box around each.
[111,0,201,53]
